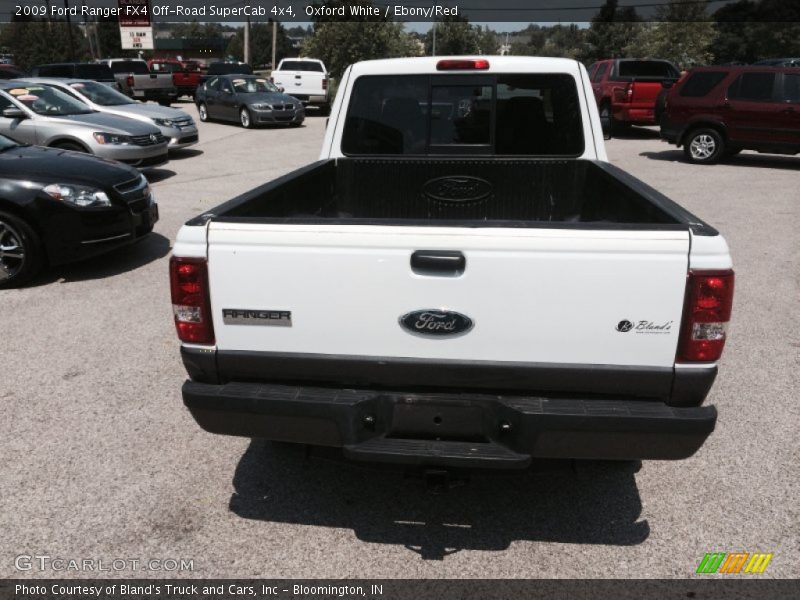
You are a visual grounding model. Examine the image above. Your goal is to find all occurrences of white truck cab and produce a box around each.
[172,57,733,471]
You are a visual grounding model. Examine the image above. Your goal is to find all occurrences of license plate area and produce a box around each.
[389,401,485,442]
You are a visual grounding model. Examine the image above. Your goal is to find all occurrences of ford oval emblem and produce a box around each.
[422,176,493,204]
[399,309,474,337]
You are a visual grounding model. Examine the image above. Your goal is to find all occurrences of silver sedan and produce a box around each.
[0,80,168,169]
[23,78,199,150]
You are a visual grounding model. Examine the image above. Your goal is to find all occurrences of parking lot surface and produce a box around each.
[1,104,797,578]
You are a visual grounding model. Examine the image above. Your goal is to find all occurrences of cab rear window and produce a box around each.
[342,74,584,157]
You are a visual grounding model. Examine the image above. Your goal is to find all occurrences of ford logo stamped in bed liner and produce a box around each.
[399,309,474,337]
[422,176,493,204]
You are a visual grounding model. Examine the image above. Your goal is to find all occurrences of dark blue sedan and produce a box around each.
[195,75,305,128]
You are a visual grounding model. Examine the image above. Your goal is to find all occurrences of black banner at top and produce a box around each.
[2,0,800,23]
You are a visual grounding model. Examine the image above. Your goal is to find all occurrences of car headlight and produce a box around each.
[93,132,131,145]
[43,184,112,208]
[153,118,175,127]
[251,103,271,110]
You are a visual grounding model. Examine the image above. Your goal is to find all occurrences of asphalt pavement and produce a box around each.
[1,105,797,578]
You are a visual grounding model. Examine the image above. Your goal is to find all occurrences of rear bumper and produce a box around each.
[182,379,717,467]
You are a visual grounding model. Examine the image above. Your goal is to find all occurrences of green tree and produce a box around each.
[585,0,642,62]
[712,0,800,64]
[425,16,480,55]
[303,21,419,78]
[226,21,294,67]
[625,1,714,68]
[1,19,89,68]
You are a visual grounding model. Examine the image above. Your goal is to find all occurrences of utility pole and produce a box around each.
[64,0,76,61]
[271,20,277,70]
[244,16,251,64]
[81,0,94,59]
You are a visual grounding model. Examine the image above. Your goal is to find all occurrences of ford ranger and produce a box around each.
[171,57,734,470]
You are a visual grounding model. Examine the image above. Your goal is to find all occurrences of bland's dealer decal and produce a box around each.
[222,309,292,326]
[617,319,674,334]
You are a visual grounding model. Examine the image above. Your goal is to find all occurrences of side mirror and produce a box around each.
[3,107,26,119]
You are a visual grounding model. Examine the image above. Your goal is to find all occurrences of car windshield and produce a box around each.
[69,81,134,106]
[6,84,94,115]
[231,78,278,93]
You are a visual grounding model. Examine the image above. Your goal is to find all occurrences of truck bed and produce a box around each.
[203,158,713,232]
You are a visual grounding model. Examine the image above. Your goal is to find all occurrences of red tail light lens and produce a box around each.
[170,256,215,345]
[322,78,328,90]
[677,270,734,362]
[126,75,134,88]
[436,59,490,71]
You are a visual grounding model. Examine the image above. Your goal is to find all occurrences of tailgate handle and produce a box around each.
[411,250,465,277]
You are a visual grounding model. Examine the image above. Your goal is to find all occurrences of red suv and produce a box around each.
[661,66,800,164]
[588,59,680,132]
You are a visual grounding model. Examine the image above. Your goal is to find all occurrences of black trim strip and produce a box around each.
[215,350,674,399]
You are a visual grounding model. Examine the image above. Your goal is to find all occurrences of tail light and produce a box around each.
[436,59,490,71]
[126,75,134,89]
[170,256,215,345]
[322,77,328,90]
[677,270,734,362]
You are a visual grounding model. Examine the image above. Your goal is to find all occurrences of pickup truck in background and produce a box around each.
[148,58,202,99]
[172,57,734,473]
[271,58,331,115]
[589,58,680,134]
[102,59,177,106]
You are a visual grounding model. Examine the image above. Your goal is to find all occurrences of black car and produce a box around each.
[29,62,119,88]
[195,75,304,128]
[0,135,158,288]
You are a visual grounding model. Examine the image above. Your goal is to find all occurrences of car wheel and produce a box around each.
[197,103,209,122]
[684,128,725,164]
[0,211,43,289]
[599,102,614,138]
[240,107,252,128]
[53,141,87,153]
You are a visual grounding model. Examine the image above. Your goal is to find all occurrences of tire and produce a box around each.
[197,103,209,122]
[52,141,87,153]
[683,128,725,164]
[0,210,43,289]
[599,102,614,138]
[240,107,252,129]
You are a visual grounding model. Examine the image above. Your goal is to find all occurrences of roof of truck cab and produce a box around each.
[348,56,583,77]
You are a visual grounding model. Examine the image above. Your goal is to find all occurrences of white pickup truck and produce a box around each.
[171,57,734,471]
[270,58,331,115]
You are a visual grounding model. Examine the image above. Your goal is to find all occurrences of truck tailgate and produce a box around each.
[630,81,664,105]
[206,224,689,368]
[273,71,325,96]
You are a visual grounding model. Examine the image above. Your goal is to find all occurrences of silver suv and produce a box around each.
[0,80,168,169]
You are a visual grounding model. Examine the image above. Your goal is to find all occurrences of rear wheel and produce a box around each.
[0,211,43,289]
[684,128,725,164]
[240,107,252,128]
[197,103,209,122]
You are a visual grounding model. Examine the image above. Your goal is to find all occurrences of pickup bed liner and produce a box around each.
[200,158,714,233]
